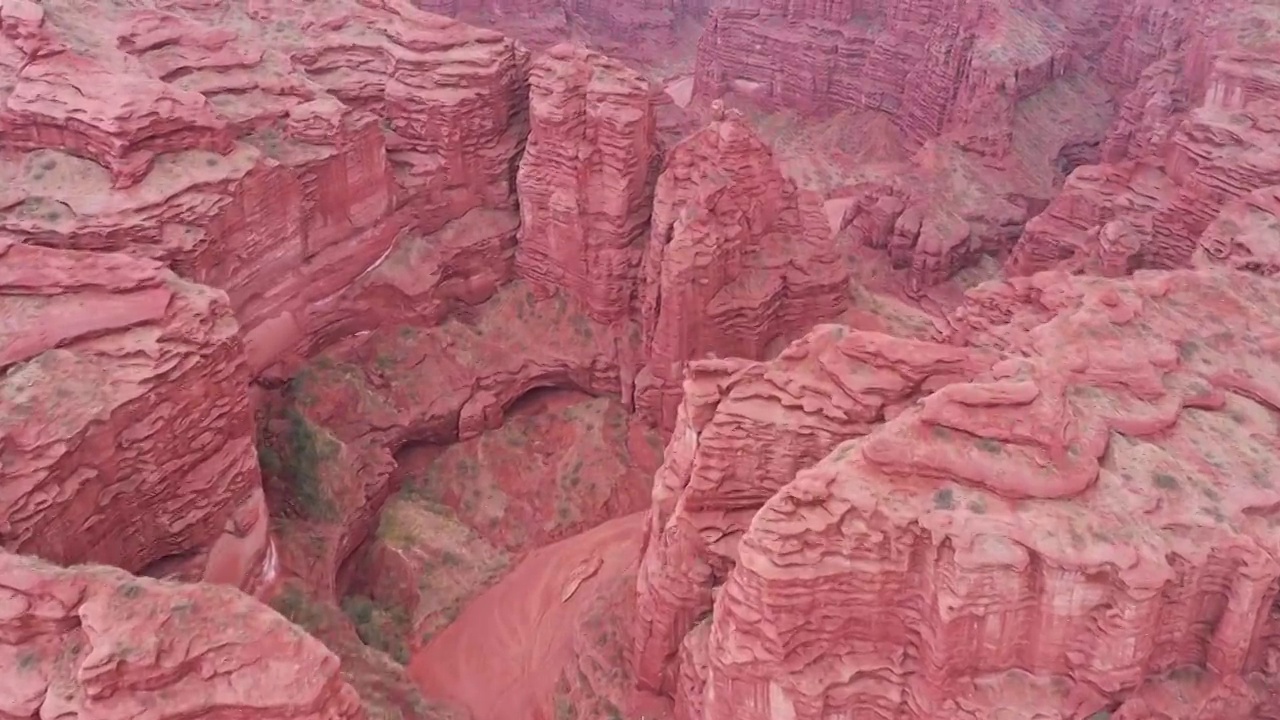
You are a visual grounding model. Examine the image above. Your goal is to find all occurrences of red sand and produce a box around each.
[409,513,645,720]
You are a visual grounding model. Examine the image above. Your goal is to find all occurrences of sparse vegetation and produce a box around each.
[341,594,412,665]
[270,583,329,634]
[275,407,340,520]
[933,487,955,510]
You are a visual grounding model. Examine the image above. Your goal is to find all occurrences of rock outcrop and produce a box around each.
[0,0,530,375]
[635,106,849,428]
[691,0,1079,146]
[0,551,364,720]
[633,326,993,693]
[1008,0,1280,277]
[0,240,266,587]
[516,43,659,322]
[638,268,1280,719]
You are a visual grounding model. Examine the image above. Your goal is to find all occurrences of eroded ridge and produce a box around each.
[642,269,1280,719]
[635,105,849,428]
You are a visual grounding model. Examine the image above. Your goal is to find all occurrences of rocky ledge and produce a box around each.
[637,268,1280,719]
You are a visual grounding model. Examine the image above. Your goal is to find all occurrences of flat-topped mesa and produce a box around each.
[0,551,365,720]
[674,269,1280,720]
[634,108,848,429]
[0,0,531,374]
[516,43,659,322]
[0,240,266,588]
[1008,2,1280,278]
[632,326,994,694]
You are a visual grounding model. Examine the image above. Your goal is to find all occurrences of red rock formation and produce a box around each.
[635,106,849,428]
[516,43,659,322]
[1008,0,1280,276]
[0,240,266,587]
[691,0,1079,147]
[0,551,364,720]
[638,268,1280,719]
[0,0,529,375]
[632,326,992,694]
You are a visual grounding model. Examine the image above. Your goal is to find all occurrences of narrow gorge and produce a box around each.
[3,0,1280,719]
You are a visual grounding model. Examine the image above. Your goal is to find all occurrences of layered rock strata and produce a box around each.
[691,0,1080,147]
[0,240,266,587]
[638,268,1280,719]
[633,326,994,693]
[0,0,530,374]
[1008,0,1280,277]
[635,106,849,428]
[516,43,659,322]
[0,551,364,720]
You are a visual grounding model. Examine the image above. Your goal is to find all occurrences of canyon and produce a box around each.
[2,0,1280,719]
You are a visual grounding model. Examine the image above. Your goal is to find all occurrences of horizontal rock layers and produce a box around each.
[1007,0,1280,277]
[0,551,364,720]
[692,0,1078,146]
[0,240,266,587]
[635,106,850,428]
[516,43,659,322]
[636,268,1280,719]
[632,327,993,694]
[0,0,530,375]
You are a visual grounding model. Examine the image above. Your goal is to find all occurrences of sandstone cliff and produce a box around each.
[0,240,267,588]
[1008,0,1280,278]
[0,0,530,375]
[633,327,993,693]
[517,43,659,322]
[635,106,849,428]
[637,268,1280,719]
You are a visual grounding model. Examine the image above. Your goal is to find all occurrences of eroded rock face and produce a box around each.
[1008,0,1280,277]
[516,43,659,322]
[635,107,849,428]
[0,240,264,587]
[633,327,993,693]
[0,0,530,375]
[0,551,363,720]
[640,268,1280,719]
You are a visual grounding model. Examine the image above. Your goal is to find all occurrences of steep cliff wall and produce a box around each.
[0,240,266,588]
[517,43,659,322]
[1008,0,1280,276]
[632,327,993,693]
[635,106,849,428]
[639,268,1280,720]
[0,0,529,375]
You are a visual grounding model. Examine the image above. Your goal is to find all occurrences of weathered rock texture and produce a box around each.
[0,240,266,587]
[1008,0,1280,277]
[692,0,1084,146]
[0,551,364,720]
[635,107,849,428]
[638,268,1280,719]
[0,0,530,375]
[633,326,993,693]
[516,43,659,321]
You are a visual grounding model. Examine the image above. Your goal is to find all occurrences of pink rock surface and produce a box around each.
[635,105,849,428]
[1008,0,1280,277]
[516,43,659,322]
[0,550,363,720]
[633,326,993,693]
[0,0,530,374]
[0,240,264,586]
[637,268,1280,719]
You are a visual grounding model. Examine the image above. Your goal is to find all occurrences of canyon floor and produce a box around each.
[4,0,1280,719]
